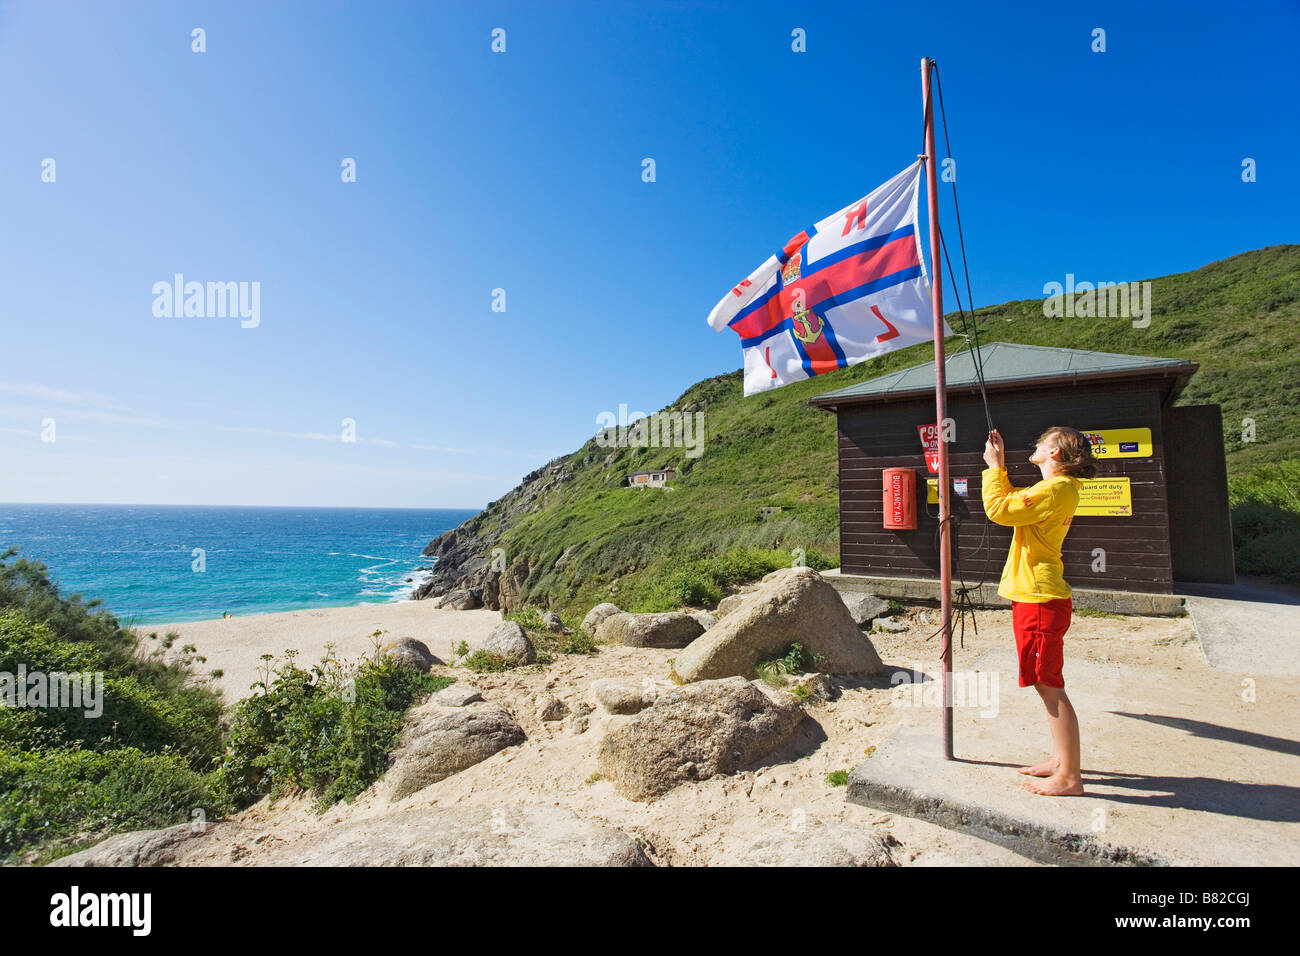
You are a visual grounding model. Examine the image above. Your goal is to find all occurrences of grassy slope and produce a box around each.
[480,246,1300,615]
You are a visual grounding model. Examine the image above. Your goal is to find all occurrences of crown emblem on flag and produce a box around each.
[781,252,802,284]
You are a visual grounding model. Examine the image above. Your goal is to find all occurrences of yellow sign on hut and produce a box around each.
[1080,427,1152,459]
[1076,477,1133,516]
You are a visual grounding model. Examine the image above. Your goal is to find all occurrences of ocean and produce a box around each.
[0,504,477,626]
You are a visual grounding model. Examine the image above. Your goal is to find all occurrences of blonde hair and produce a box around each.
[1041,426,1098,479]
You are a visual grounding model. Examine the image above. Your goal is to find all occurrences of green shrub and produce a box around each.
[0,552,224,773]
[1236,528,1300,583]
[0,746,215,862]
[555,629,597,655]
[802,548,837,571]
[655,568,721,609]
[217,647,450,811]
[504,607,546,631]
[505,607,597,658]
[756,643,826,687]
[0,611,224,770]
[460,650,513,672]
[1229,462,1300,583]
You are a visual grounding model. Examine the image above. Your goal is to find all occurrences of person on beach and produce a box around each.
[981,425,1097,797]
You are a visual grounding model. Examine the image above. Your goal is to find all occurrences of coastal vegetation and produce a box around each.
[459,650,514,672]
[0,548,224,862]
[218,641,452,811]
[0,551,452,861]
[1227,459,1300,583]
[503,606,597,661]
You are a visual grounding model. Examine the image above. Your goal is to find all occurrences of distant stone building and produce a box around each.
[625,467,676,489]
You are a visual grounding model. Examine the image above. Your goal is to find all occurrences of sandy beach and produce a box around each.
[140,602,503,701]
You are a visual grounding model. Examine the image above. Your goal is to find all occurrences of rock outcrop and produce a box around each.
[432,589,478,611]
[461,621,535,665]
[54,809,651,867]
[735,824,900,867]
[428,684,484,707]
[596,676,805,801]
[48,823,197,867]
[844,593,891,627]
[594,611,704,648]
[716,594,748,618]
[590,677,652,715]
[414,457,579,612]
[672,567,884,682]
[386,704,525,801]
[260,806,651,867]
[687,610,718,630]
[381,638,441,672]
[582,602,623,635]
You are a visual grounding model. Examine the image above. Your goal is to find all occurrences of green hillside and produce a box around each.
[433,245,1300,615]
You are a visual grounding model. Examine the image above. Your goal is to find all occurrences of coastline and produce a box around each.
[127,565,436,629]
[2,502,473,629]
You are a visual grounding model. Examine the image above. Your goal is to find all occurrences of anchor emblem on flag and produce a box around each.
[790,298,825,344]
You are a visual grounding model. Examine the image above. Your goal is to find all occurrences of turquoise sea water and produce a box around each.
[0,504,476,626]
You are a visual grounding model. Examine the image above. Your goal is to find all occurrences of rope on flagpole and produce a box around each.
[935,62,993,437]
[918,61,998,652]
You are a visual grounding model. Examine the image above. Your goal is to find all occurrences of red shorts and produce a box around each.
[1012,597,1071,688]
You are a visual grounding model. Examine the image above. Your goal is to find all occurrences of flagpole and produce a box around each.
[921,57,954,761]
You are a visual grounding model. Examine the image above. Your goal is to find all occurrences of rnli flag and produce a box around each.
[707,161,951,396]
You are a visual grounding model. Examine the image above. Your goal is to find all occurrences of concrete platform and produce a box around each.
[822,569,1187,617]
[846,648,1300,866]
[1179,576,1300,676]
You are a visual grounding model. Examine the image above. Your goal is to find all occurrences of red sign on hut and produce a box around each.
[917,424,942,473]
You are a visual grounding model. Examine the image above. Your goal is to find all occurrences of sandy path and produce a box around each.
[138,602,502,701]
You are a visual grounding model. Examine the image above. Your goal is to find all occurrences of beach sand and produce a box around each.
[139,602,503,701]
[123,600,1215,866]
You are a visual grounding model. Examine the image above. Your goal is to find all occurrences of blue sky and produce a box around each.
[1,0,1295,508]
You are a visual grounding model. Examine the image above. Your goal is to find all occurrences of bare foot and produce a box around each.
[1021,774,1085,796]
[1017,758,1059,777]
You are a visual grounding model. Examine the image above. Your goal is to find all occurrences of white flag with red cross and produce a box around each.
[707,161,951,396]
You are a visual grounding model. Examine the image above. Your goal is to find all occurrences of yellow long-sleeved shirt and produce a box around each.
[981,467,1082,603]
